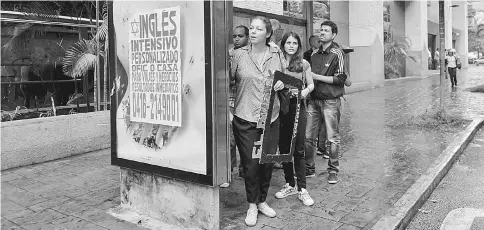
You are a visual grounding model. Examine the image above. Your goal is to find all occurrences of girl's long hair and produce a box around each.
[281,32,303,73]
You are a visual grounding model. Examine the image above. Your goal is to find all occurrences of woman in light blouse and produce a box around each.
[230,16,285,227]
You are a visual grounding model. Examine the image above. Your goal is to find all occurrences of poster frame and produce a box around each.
[109,1,216,186]
[259,71,303,164]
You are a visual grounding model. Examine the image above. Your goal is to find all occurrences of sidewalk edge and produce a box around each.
[371,117,484,230]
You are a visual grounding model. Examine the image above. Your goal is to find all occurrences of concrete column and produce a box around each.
[453,1,468,68]
[108,169,219,230]
[330,0,349,46]
[405,0,429,77]
[348,0,384,88]
[445,0,453,49]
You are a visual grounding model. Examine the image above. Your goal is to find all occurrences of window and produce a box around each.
[312,0,330,35]
[1,1,107,122]
[383,1,391,42]
[283,0,304,19]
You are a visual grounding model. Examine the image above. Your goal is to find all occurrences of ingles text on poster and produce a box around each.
[129,7,181,126]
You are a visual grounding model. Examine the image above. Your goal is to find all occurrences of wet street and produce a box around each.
[407,129,484,230]
[2,66,484,230]
[220,66,484,229]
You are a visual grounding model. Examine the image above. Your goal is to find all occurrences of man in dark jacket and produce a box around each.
[304,20,347,184]
[303,35,321,65]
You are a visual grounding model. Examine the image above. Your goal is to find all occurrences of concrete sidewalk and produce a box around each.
[2,67,484,230]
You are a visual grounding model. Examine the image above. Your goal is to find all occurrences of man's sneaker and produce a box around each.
[328,173,338,184]
[298,188,315,206]
[275,183,297,199]
[316,148,324,156]
[239,171,244,178]
[257,202,276,218]
[322,153,330,159]
[245,206,258,226]
[220,183,229,188]
[306,173,316,178]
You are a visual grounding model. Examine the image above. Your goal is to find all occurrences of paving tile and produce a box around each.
[49,199,95,216]
[21,222,65,230]
[1,199,28,216]
[1,183,22,197]
[1,217,24,230]
[7,167,46,179]
[1,172,25,182]
[3,209,36,222]
[6,177,46,192]
[27,196,72,212]
[339,207,382,228]
[336,224,362,230]
[10,209,67,226]
[2,188,49,207]
[51,216,103,229]
[95,215,147,230]
[301,217,342,230]
[345,185,373,198]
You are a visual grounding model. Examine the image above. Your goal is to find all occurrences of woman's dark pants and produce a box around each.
[233,116,279,203]
[279,98,307,191]
[448,67,457,86]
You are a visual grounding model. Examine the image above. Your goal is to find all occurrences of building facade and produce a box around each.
[230,0,469,90]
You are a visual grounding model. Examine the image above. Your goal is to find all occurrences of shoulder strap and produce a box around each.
[276,50,286,73]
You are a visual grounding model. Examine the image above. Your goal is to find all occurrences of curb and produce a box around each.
[371,117,484,230]
[384,73,439,87]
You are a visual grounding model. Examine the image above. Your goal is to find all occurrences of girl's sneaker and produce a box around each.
[298,188,315,206]
[275,183,297,199]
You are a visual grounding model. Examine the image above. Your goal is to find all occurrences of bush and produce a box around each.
[466,84,484,93]
[394,110,468,131]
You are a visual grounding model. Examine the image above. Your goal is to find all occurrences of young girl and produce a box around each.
[274,32,315,206]
[230,16,285,227]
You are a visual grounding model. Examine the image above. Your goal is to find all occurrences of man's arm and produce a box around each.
[312,48,347,85]
[312,73,336,84]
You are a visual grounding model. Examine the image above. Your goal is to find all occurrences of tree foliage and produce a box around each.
[468,25,484,55]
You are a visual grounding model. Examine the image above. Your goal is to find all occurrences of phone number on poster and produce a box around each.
[132,92,180,122]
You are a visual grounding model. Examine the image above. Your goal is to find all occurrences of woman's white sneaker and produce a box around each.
[275,183,298,199]
[245,206,258,226]
[298,188,315,206]
[257,202,276,218]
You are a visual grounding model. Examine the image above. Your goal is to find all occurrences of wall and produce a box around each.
[453,0,468,67]
[330,0,349,47]
[349,0,384,88]
[1,111,110,170]
[405,0,429,77]
[427,0,439,24]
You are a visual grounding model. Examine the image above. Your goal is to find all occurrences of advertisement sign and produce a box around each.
[129,7,182,126]
[110,1,218,185]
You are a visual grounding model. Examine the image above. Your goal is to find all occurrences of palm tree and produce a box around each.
[384,37,417,79]
[62,39,104,110]
[62,1,109,111]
